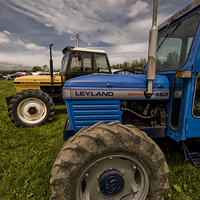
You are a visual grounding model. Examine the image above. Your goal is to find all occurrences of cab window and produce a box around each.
[156,13,200,71]
[60,52,70,73]
[170,78,184,130]
[193,74,200,117]
[70,52,92,73]
[94,54,110,73]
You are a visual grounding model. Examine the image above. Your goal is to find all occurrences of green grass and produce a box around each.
[0,81,200,199]
[0,81,66,200]
[159,140,200,200]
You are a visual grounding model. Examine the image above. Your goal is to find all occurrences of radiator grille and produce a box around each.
[70,100,122,130]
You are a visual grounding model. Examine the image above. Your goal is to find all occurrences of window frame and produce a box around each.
[156,12,200,72]
[170,78,184,130]
[192,73,200,118]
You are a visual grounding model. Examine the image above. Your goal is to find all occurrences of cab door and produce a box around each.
[166,74,198,141]
[167,77,185,141]
[185,73,200,138]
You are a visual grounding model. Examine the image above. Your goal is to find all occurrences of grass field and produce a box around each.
[0,80,200,200]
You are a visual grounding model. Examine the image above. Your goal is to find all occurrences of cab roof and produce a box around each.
[158,0,200,30]
[62,46,106,54]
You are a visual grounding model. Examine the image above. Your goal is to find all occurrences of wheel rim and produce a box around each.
[17,98,47,124]
[76,155,149,200]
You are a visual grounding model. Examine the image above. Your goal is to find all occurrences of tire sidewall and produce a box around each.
[9,89,54,127]
[62,144,160,199]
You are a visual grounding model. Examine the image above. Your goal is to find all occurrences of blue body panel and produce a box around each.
[67,100,122,130]
[63,74,169,101]
[63,74,169,138]
[64,74,169,89]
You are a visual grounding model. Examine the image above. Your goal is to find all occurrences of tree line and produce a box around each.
[0,66,59,76]
[111,58,147,71]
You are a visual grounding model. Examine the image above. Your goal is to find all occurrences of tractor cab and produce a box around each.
[60,46,111,81]
[154,1,200,167]
[155,2,200,141]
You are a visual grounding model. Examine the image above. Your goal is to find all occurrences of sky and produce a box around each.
[0,0,196,71]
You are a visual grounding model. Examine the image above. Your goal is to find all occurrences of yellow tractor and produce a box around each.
[6,44,111,127]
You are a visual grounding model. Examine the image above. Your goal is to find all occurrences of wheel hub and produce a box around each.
[27,106,38,115]
[98,168,125,197]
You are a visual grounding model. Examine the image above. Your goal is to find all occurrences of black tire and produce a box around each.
[50,121,169,200]
[8,89,55,128]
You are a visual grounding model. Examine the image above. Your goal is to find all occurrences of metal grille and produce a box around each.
[70,100,122,130]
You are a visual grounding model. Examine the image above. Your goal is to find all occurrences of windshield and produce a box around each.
[60,52,70,73]
[70,52,92,73]
[94,54,110,73]
[156,13,200,71]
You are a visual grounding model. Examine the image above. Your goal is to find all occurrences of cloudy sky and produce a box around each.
[0,0,195,70]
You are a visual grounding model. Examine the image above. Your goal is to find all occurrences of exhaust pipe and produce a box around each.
[76,34,79,47]
[49,44,54,85]
[145,0,158,98]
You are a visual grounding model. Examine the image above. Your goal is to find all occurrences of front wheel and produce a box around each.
[50,121,169,200]
[8,89,55,127]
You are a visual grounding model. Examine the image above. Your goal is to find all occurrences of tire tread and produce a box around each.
[50,122,169,200]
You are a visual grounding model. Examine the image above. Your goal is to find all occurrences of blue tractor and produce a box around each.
[50,0,200,199]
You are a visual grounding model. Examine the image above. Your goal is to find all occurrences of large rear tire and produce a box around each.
[8,89,55,127]
[50,121,169,200]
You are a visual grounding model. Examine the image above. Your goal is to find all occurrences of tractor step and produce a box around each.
[183,142,200,169]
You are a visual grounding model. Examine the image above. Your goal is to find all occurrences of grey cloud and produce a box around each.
[0,0,196,67]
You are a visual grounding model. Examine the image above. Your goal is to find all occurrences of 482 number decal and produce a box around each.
[155,92,169,97]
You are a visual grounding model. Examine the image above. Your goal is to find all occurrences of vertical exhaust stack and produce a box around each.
[49,44,54,85]
[76,34,79,47]
[145,0,158,99]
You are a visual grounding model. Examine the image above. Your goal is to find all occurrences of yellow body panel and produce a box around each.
[15,85,41,92]
[14,75,64,93]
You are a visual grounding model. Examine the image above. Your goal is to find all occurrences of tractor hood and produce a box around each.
[63,74,170,100]
[64,74,168,88]
[14,75,63,93]
[14,75,62,83]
